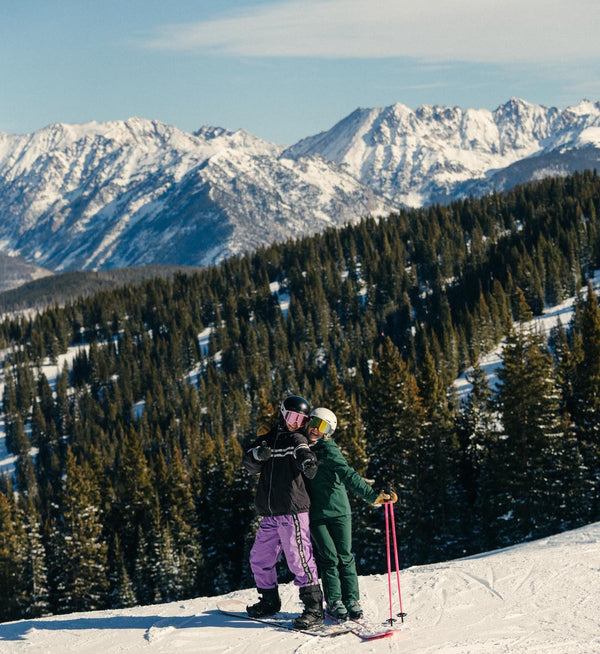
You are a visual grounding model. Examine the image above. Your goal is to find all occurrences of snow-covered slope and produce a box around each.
[454,269,600,401]
[284,98,600,206]
[0,521,598,653]
[0,119,392,272]
[0,252,53,292]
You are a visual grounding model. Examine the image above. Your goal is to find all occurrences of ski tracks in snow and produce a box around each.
[395,530,600,653]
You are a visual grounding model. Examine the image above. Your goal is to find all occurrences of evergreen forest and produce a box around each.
[1,170,600,622]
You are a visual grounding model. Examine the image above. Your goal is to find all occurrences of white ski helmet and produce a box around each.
[309,407,337,435]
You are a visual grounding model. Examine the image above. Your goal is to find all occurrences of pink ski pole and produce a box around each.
[387,499,405,622]
[384,499,394,625]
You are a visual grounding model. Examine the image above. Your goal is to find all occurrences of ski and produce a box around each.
[217,599,352,638]
[325,612,401,641]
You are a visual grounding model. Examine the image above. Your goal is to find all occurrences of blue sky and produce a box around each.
[1,0,599,144]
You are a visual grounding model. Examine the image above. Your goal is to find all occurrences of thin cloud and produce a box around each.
[142,0,599,64]
[568,79,600,93]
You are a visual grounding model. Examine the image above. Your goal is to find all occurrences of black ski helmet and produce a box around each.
[280,395,311,419]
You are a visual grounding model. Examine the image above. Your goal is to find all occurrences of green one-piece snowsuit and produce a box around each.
[305,437,378,606]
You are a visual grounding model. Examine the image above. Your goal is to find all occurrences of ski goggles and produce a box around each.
[308,416,332,435]
[283,410,309,427]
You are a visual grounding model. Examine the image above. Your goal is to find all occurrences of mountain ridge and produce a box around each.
[283,98,600,205]
[0,98,599,281]
[0,116,391,274]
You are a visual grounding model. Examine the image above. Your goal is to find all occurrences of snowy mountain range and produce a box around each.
[284,98,600,206]
[0,120,390,275]
[0,98,599,276]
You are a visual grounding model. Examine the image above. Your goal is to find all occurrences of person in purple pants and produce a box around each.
[242,395,323,630]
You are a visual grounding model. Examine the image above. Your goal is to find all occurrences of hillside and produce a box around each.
[0,522,598,653]
[0,265,203,313]
[0,252,52,293]
[0,172,599,625]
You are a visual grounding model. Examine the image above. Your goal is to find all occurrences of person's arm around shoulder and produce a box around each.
[292,431,318,479]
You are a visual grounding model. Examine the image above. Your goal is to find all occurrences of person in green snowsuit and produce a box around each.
[304,407,396,621]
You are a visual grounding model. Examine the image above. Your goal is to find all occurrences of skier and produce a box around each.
[243,395,325,630]
[304,407,397,621]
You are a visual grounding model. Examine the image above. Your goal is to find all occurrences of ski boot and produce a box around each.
[326,600,348,621]
[292,584,324,629]
[246,587,281,618]
[345,600,363,620]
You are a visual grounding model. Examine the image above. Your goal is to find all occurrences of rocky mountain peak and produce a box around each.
[0,98,598,282]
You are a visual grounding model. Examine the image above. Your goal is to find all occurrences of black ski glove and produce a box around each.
[301,457,317,478]
[253,441,272,461]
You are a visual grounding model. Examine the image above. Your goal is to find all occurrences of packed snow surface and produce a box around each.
[0,521,598,652]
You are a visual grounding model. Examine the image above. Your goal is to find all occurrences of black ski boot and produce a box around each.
[292,584,324,630]
[246,587,281,617]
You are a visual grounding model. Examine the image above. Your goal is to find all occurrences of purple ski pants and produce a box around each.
[249,513,319,589]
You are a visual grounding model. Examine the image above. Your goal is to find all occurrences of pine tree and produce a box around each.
[570,282,600,519]
[456,361,497,550]
[363,337,426,566]
[111,426,155,564]
[550,318,576,417]
[494,323,566,543]
[2,365,18,453]
[324,366,368,475]
[132,526,153,605]
[417,348,467,561]
[55,364,72,438]
[0,491,28,621]
[148,496,182,603]
[21,498,50,618]
[512,286,534,322]
[156,446,202,597]
[255,387,277,436]
[52,447,109,613]
[108,535,137,609]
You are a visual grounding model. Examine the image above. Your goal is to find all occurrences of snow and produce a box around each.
[269,280,291,316]
[197,326,212,356]
[454,271,600,400]
[0,521,598,652]
[0,344,87,473]
[0,115,395,272]
[575,126,600,148]
[284,97,600,207]
[567,100,600,117]
[3,98,600,272]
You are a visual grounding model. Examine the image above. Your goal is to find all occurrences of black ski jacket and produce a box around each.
[243,422,317,517]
